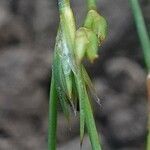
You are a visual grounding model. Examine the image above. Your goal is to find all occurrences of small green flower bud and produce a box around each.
[85,28,99,63]
[92,13,108,43]
[75,27,98,63]
[84,12,93,29]
[84,10,108,43]
[75,27,89,63]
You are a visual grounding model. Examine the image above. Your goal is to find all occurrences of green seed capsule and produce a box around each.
[75,27,89,63]
[92,12,108,43]
[85,28,99,63]
[84,10,108,44]
[75,27,98,63]
[84,12,93,29]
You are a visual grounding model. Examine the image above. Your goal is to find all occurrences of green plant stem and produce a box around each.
[58,0,70,10]
[147,75,150,150]
[48,74,58,150]
[129,1,150,150]
[87,0,96,10]
[147,119,150,150]
[129,0,150,71]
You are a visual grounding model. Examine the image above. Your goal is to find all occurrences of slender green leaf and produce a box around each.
[75,66,101,150]
[48,73,58,150]
[129,0,150,71]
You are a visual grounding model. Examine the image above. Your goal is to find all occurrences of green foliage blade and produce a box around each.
[48,73,58,150]
[75,66,101,150]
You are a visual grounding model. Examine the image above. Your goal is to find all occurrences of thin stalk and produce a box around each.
[58,0,76,50]
[87,0,97,10]
[129,1,150,150]
[58,0,70,9]
[129,0,150,71]
[147,132,150,150]
[48,74,58,150]
[147,74,150,150]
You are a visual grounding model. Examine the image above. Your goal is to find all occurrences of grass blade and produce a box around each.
[129,1,150,149]
[48,73,58,150]
[75,66,102,150]
[129,0,150,71]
